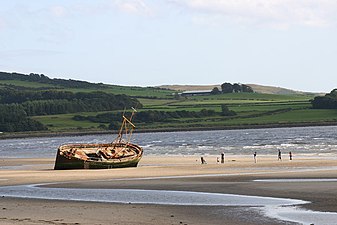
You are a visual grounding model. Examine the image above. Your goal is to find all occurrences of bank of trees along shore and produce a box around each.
[0,104,47,132]
[73,105,237,130]
[0,72,144,132]
[1,71,336,133]
[311,89,337,109]
[0,88,141,132]
[0,89,140,116]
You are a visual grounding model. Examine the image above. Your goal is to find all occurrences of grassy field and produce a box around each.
[2,78,335,133]
[31,91,337,133]
[32,113,110,132]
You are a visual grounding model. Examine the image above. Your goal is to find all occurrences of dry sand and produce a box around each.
[1,154,337,225]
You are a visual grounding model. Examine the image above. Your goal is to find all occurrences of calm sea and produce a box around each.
[0,126,337,158]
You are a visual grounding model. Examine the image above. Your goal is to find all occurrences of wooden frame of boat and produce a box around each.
[54,108,143,170]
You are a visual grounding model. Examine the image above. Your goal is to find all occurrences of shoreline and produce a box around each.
[1,121,337,140]
[2,155,337,224]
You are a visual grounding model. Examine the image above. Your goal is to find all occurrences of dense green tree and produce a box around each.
[0,104,46,132]
[0,88,141,116]
[220,82,253,94]
[311,89,337,109]
[221,83,233,93]
[221,104,237,116]
[233,83,242,93]
[108,121,121,130]
[74,108,235,127]
[211,87,221,95]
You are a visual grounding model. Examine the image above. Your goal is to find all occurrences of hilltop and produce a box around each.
[158,84,319,95]
[1,71,318,96]
[246,84,320,95]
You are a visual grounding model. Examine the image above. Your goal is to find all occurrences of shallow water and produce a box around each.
[264,206,337,225]
[1,184,336,225]
[1,125,337,158]
[0,184,305,206]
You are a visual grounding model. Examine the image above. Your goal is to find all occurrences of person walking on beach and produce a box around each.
[278,150,282,161]
[253,152,257,163]
[221,152,225,164]
[289,151,292,160]
[201,157,207,164]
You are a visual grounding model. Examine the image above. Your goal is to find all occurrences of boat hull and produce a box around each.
[54,143,143,170]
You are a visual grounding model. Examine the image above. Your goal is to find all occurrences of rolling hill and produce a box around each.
[158,84,319,95]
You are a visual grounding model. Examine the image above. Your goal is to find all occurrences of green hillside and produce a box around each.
[0,71,336,136]
[0,77,174,99]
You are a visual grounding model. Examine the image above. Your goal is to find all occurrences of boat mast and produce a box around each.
[114,107,137,144]
[126,107,137,143]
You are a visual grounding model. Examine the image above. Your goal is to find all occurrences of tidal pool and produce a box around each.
[1,183,337,224]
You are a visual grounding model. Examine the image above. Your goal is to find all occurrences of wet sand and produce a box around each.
[1,155,337,225]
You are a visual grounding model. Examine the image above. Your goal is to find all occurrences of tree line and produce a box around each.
[311,89,337,109]
[73,105,236,129]
[0,87,141,132]
[0,71,104,89]
[211,83,254,95]
[0,88,141,115]
[0,104,47,132]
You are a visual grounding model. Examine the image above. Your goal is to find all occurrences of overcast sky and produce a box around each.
[1,0,337,92]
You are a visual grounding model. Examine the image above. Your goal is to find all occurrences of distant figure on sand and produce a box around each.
[253,152,257,163]
[278,150,282,161]
[216,157,219,164]
[221,152,225,164]
[289,151,292,160]
[201,157,207,164]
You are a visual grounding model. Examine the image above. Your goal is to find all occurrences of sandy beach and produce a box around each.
[1,155,337,225]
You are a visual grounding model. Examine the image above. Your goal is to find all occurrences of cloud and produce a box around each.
[48,1,154,18]
[112,0,153,16]
[0,18,5,30]
[50,5,66,17]
[169,0,337,28]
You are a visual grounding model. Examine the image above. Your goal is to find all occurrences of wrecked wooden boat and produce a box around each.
[54,109,143,170]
